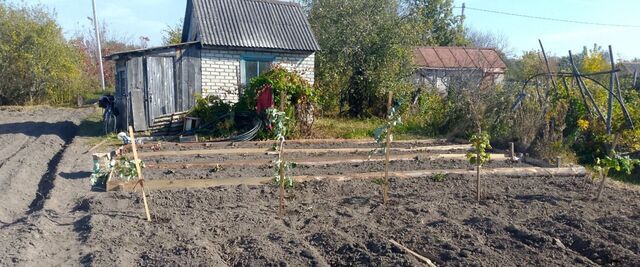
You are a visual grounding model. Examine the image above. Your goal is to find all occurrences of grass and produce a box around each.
[312,117,435,140]
[78,107,121,151]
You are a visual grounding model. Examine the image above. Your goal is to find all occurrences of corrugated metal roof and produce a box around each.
[414,46,507,70]
[189,0,320,51]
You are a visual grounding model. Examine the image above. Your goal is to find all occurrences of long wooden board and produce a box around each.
[136,144,473,158]
[145,153,509,169]
[134,138,451,149]
[108,166,587,192]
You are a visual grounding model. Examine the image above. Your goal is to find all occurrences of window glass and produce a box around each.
[245,60,258,83]
[259,61,272,75]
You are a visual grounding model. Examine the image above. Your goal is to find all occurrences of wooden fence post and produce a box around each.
[128,126,152,222]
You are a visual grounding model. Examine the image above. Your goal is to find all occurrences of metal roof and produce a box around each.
[104,42,201,60]
[414,46,507,71]
[184,0,320,51]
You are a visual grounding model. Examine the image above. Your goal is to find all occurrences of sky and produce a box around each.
[7,0,640,60]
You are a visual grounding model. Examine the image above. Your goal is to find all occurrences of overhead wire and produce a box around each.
[454,6,640,28]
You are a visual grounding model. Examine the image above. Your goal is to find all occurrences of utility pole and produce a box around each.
[92,0,106,92]
[461,3,466,25]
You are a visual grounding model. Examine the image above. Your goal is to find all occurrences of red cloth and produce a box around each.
[256,84,274,114]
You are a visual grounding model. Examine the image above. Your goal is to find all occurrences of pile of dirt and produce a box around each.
[81,174,640,266]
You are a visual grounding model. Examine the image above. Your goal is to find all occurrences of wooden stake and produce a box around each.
[383,91,393,205]
[596,169,606,201]
[509,142,515,160]
[476,128,481,202]
[389,239,437,267]
[128,126,152,222]
[278,90,286,216]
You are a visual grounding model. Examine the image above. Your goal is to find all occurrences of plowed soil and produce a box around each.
[83,174,640,266]
[0,106,638,266]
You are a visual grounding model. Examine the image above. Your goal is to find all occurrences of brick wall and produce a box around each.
[201,48,315,103]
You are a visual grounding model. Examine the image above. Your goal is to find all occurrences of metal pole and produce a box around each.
[461,3,466,25]
[606,45,615,135]
[92,0,106,92]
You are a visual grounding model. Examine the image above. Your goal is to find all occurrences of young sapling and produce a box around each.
[371,92,403,205]
[467,130,491,201]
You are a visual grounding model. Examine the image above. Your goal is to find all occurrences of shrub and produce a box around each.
[189,95,234,137]
[238,66,315,138]
[0,2,88,105]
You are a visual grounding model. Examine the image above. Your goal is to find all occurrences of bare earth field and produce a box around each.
[0,106,639,266]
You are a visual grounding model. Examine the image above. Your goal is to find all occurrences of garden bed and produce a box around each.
[82,172,639,266]
[85,138,640,266]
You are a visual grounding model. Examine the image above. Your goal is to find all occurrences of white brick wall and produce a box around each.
[200,48,315,103]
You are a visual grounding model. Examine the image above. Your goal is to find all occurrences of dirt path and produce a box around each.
[0,106,95,266]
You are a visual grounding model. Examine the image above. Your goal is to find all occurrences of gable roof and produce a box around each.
[183,0,320,51]
[620,62,640,75]
[414,46,507,71]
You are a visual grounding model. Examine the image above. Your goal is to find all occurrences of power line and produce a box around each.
[455,6,640,28]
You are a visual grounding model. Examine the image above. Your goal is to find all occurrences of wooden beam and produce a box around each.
[144,153,509,169]
[389,239,437,267]
[136,144,473,158]
[108,166,587,192]
[133,138,451,149]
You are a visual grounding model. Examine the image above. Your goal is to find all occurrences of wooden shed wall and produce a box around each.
[113,45,201,132]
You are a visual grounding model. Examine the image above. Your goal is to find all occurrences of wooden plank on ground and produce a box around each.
[108,166,587,192]
[145,153,508,169]
[133,138,452,149]
[136,144,473,158]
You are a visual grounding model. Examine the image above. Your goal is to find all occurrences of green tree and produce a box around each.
[162,19,183,46]
[0,2,86,105]
[307,0,414,117]
[401,0,466,46]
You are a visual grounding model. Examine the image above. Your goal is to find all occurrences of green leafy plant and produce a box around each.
[467,131,492,201]
[267,107,295,215]
[371,99,404,157]
[238,66,315,138]
[594,152,640,200]
[113,156,145,182]
[430,173,447,182]
[90,169,110,187]
[189,95,234,137]
[371,94,404,205]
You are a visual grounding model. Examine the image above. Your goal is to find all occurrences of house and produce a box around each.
[413,46,507,93]
[106,0,320,132]
[620,62,640,87]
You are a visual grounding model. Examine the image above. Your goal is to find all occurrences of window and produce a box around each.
[241,57,273,85]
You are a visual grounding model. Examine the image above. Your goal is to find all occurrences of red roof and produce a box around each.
[414,46,507,70]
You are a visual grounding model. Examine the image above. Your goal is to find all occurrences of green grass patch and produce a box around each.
[78,108,121,150]
[313,117,435,140]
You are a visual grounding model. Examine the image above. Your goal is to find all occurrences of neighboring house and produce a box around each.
[106,0,320,132]
[620,62,640,87]
[413,46,507,93]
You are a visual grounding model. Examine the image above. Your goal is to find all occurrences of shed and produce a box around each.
[413,46,507,92]
[106,42,201,132]
[107,0,320,132]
